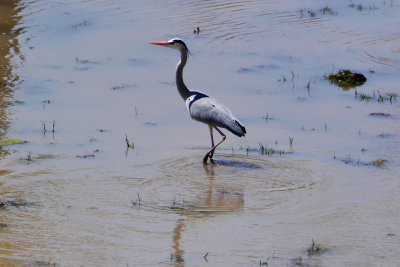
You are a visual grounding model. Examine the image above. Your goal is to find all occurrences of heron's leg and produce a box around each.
[203,126,214,163]
[203,126,226,163]
[209,125,215,147]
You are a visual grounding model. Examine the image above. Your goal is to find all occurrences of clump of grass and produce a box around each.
[71,19,90,29]
[308,10,316,17]
[259,143,287,155]
[334,154,388,168]
[370,112,390,117]
[321,6,336,15]
[307,239,327,256]
[76,154,95,158]
[350,3,378,11]
[326,69,366,89]
[367,158,387,167]
[355,91,374,102]
[355,90,397,104]
[378,93,397,103]
[299,6,337,18]
[291,256,307,266]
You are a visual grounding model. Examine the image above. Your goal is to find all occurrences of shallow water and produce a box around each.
[1,0,400,266]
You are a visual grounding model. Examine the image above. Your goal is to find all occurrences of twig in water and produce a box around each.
[125,134,134,149]
[131,193,141,207]
[203,252,209,262]
[40,120,46,135]
[306,79,312,95]
[289,136,294,147]
[134,106,139,117]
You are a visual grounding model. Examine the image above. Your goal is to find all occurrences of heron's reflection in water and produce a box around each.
[171,163,244,266]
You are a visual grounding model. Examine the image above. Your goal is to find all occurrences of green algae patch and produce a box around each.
[327,69,366,89]
[0,139,28,147]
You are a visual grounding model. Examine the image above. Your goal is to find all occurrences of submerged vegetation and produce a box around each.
[326,69,367,89]
[240,143,291,156]
[299,6,337,18]
[307,239,327,256]
[0,198,34,209]
[369,112,390,117]
[355,90,397,104]
[334,154,388,168]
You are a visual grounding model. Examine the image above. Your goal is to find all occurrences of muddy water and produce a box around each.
[1,0,400,266]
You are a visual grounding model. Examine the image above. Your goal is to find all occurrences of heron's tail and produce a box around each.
[229,119,246,137]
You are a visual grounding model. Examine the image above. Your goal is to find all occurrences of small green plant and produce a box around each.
[367,158,387,167]
[307,239,327,256]
[321,6,336,15]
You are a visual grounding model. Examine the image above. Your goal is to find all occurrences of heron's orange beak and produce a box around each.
[149,41,170,46]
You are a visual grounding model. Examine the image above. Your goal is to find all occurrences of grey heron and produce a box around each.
[149,38,246,163]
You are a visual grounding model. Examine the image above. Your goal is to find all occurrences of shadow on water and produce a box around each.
[211,154,263,169]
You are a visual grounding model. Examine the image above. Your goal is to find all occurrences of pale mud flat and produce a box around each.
[0,0,399,266]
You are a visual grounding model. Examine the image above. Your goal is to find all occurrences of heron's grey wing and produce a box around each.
[189,97,246,137]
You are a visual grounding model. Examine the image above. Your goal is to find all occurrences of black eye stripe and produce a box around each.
[172,39,188,50]
[174,40,184,45]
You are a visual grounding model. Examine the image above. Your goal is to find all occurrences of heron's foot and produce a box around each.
[203,153,215,164]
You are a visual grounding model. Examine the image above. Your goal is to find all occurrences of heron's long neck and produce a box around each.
[176,51,192,100]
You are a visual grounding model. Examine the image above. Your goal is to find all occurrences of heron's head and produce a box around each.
[149,38,190,55]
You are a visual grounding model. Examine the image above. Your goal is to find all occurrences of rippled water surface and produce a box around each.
[1,0,400,266]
